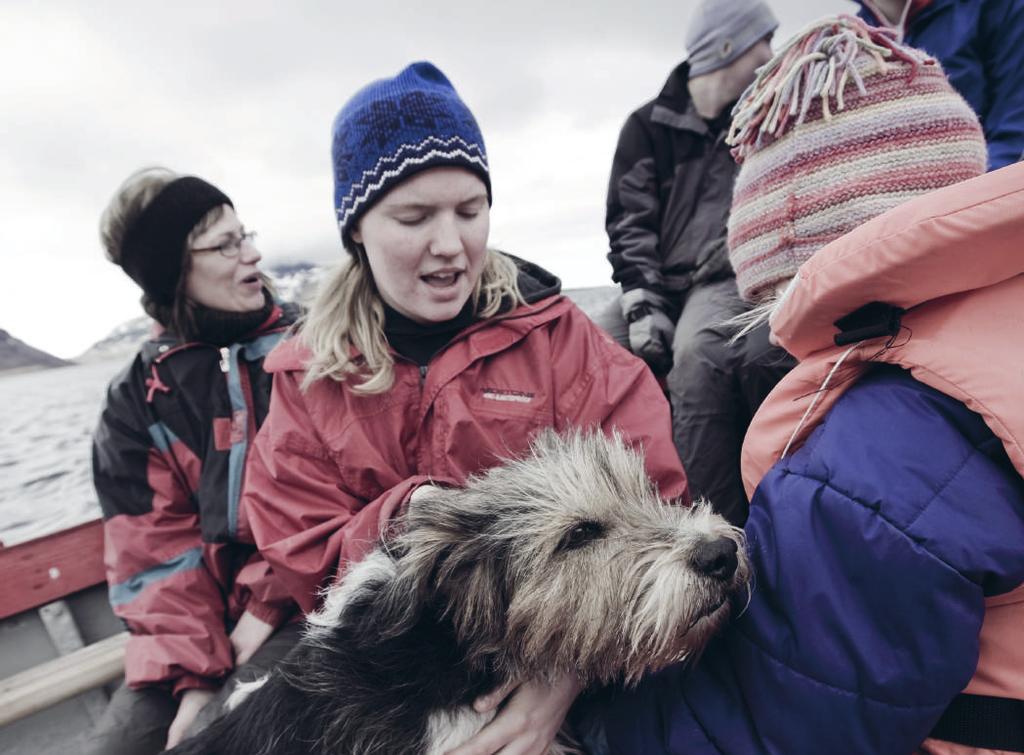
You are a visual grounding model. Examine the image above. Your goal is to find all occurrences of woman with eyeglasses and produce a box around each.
[86,167,301,754]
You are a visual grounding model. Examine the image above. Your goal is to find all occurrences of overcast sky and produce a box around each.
[1,0,849,358]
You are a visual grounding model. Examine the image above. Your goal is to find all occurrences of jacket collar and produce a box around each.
[265,292,571,375]
[651,62,708,136]
[511,253,562,303]
[140,301,295,365]
[771,164,1024,361]
[741,164,1024,497]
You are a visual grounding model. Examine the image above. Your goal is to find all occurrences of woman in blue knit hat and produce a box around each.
[238,62,690,753]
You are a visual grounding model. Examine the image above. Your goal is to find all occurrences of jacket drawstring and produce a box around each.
[781,343,859,459]
[145,364,170,403]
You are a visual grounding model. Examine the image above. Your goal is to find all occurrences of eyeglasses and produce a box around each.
[191,230,257,257]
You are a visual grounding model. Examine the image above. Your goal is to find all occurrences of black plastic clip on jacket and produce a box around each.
[833,302,905,347]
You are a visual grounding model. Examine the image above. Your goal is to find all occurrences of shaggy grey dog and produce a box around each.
[170,429,749,755]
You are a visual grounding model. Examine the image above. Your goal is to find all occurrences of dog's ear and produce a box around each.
[361,488,510,658]
[357,536,509,665]
[440,547,508,659]
[358,536,453,640]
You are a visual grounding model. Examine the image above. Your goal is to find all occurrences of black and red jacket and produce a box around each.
[92,303,299,695]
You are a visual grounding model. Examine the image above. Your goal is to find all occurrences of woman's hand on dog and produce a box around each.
[445,672,583,755]
[409,483,444,504]
[165,687,215,749]
[229,609,276,666]
[163,612,273,748]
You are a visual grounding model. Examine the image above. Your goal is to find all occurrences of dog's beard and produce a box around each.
[497,504,748,687]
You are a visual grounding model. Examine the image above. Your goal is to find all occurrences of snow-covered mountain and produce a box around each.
[74,315,152,364]
[267,262,325,309]
[0,329,71,373]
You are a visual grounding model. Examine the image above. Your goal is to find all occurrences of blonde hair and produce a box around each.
[300,248,523,394]
[727,278,795,345]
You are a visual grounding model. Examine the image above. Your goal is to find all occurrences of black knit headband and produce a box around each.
[120,176,233,306]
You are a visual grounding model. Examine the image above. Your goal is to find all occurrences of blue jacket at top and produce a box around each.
[573,365,1024,754]
[856,0,1024,170]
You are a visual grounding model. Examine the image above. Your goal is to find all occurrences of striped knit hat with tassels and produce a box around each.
[725,15,986,303]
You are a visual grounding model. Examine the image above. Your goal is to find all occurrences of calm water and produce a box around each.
[0,359,126,546]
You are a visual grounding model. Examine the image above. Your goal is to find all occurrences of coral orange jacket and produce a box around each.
[744,162,1024,753]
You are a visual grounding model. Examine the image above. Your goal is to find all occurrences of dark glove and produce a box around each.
[621,289,675,374]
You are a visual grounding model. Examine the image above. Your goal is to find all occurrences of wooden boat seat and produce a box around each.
[0,520,128,727]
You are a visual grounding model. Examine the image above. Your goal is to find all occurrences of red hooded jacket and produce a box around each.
[242,291,688,615]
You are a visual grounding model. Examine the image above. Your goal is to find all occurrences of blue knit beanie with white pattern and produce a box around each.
[331,61,491,245]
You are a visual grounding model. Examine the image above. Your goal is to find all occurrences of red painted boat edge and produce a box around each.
[0,519,106,620]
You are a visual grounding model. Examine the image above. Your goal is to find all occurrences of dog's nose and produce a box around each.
[691,537,738,581]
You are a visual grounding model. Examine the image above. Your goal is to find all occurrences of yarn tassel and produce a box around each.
[727,14,933,160]
[821,56,837,121]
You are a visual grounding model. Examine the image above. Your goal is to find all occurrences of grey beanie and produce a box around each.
[685,0,779,78]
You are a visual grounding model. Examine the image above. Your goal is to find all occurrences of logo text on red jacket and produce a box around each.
[481,388,535,404]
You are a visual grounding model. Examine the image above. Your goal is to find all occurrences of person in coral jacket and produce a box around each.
[89,168,300,754]
[573,17,1024,755]
[241,62,688,755]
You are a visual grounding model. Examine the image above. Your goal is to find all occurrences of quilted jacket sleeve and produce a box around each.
[979,0,1024,170]
[574,369,1024,754]
[93,365,233,696]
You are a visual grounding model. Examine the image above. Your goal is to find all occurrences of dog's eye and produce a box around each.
[558,521,605,551]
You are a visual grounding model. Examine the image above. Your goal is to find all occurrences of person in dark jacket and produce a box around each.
[574,17,1024,754]
[240,62,689,755]
[87,167,300,754]
[856,0,1024,170]
[596,0,793,525]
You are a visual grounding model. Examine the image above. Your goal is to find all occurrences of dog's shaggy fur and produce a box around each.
[169,429,749,754]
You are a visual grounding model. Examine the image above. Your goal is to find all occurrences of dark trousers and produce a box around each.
[83,622,303,755]
[595,278,795,525]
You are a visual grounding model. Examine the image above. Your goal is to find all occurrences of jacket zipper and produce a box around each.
[222,344,258,539]
[239,358,257,439]
[417,364,429,473]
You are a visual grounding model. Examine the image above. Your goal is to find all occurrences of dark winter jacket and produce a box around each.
[857,0,1024,170]
[241,258,689,614]
[92,303,299,695]
[606,62,738,298]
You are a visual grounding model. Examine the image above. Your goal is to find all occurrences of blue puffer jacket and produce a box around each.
[856,0,1024,170]
[574,365,1024,754]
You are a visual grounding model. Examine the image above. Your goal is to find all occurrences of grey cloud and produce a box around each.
[3,0,854,355]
